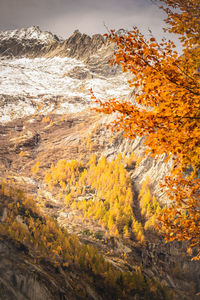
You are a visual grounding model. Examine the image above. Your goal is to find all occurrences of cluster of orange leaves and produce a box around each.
[92,0,200,259]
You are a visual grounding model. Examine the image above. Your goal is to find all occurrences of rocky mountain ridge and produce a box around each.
[0,26,60,43]
[0,26,106,60]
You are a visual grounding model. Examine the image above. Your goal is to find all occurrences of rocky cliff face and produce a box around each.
[0,26,105,60]
[0,238,120,300]
[0,27,199,300]
[0,26,59,57]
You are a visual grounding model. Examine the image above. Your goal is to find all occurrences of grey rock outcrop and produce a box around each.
[0,27,106,61]
[63,30,104,59]
[0,26,59,58]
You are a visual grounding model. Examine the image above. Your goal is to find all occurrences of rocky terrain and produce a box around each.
[0,26,199,300]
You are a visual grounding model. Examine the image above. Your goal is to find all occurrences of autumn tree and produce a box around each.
[92,0,200,259]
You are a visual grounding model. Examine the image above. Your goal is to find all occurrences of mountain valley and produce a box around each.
[0,26,199,300]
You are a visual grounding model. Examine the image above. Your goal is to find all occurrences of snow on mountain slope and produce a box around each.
[0,26,59,43]
[0,26,131,122]
[0,55,130,122]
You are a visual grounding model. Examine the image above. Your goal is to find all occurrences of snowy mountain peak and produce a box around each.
[0,26,59,43]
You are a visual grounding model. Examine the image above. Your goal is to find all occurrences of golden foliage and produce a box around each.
[19,151,25,157]
[32,161,40,174]
[44,154,148,242]
[139,178,162,231]
[0,184,172,299]
[93,0,200,259]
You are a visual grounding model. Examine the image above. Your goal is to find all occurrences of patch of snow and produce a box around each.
[0,26,57,43]
[0,100,35,123]
[56,102,87,114]
[0,56,130,123]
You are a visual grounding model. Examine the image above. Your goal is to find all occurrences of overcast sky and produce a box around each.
[0,0,181,46]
